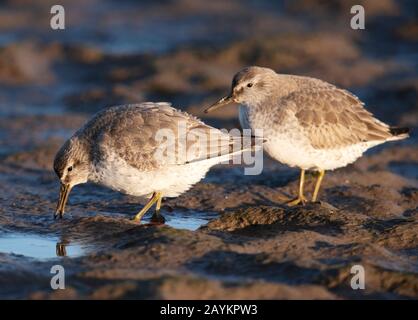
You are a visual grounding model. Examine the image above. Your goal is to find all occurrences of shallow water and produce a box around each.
[0,210,214,260]
[142,210,218,231]
[0,232,85,260]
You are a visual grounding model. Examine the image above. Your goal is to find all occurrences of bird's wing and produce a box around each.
[87,103,237,171]
[283,88,393,149]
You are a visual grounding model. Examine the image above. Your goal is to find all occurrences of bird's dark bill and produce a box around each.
[55,184,72,218]
[204,96,234,113]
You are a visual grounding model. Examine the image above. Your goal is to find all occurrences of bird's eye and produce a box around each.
[247,83,253,88]
[67,166,73,172]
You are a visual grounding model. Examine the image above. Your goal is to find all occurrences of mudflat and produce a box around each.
[0,0,417,299]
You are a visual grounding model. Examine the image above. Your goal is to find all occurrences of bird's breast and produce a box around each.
[88,150,218,198]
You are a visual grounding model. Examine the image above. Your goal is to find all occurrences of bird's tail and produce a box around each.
[186,135,265,165]
[388,127,410,141]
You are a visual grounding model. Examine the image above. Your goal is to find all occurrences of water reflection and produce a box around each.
[56,240,69,257]
[0,232,84,259]
[0,211,216,260]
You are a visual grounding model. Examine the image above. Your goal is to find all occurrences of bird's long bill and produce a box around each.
[204,95,234,113]
[55,183,72,218]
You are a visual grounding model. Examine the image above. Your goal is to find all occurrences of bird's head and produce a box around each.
[205,66,278,113]
[53,137,90,218]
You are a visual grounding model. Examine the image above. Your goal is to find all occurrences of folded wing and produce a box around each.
[285,89,395,149]
[85,103,239,171]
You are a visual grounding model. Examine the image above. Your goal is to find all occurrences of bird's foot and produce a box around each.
[133,207,152,223]
[53,212,63,220]
[286,195,308,206]
[150,212,166,225]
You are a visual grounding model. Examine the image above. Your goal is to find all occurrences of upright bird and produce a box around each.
[54,102,252,222]
[205,66,409,205]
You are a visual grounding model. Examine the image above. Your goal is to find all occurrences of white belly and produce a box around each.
[89,152,227,198]
[264,137,375,171]
[240,105,378,171]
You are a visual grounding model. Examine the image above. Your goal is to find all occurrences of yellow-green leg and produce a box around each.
[150,193,166,224]
[312,170,325,202]
[287,169,308,206]
[133,192,161,222]
[156,194,162,212]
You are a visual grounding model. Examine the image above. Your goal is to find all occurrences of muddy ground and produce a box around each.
[0,0,417,299]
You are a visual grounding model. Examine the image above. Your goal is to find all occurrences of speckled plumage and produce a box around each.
[76,102,233,171]
[232,67,409,171]
[206,66,409,204]
[54,102,245,200]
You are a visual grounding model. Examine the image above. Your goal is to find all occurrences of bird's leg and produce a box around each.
[312,170,325,202]
[56,242,67,257]
[155,193,162,211]
[150,192,166,224]
[133,192,159,222]
[287,169,307,206]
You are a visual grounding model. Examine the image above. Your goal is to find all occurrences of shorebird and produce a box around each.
[54,102,252,223]
[205,66,409,205]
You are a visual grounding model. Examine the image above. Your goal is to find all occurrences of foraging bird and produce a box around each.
[54,102,252,222]
[205,66,409,205]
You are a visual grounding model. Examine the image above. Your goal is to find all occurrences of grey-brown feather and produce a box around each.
[280,87,396,149]
[230,68,408,151]
[54,137,89,178]
[75,102,235,171]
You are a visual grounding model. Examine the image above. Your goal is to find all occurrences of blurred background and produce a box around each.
[0,0,417,164]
